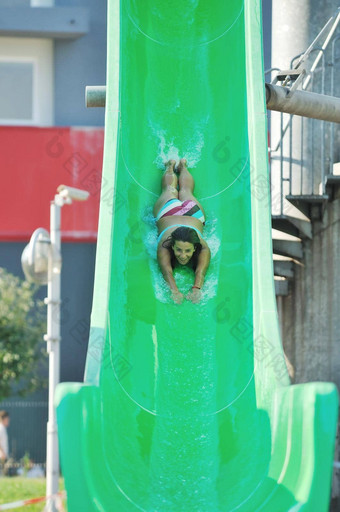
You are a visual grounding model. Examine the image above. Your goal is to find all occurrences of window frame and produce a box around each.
[0,37,53,126]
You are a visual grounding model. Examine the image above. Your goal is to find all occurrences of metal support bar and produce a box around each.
[266,83,340,123]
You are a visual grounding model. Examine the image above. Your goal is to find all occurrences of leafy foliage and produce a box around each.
[0,268,46,399]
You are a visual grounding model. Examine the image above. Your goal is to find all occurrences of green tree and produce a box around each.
[0,268,46,399]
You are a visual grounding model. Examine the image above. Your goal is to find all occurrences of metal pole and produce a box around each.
[311,76,315,195]
[329,36,340,179]
[45,198,61,512]
[320,55,326,194]
[280,112,284,215]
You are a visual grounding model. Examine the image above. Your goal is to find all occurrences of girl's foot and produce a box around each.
[176,158,187,173]
[165,159,176,173]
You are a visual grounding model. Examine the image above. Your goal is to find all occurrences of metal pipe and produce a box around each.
[266,83,340,123]
[85,86,106,108]
[87,82,340,124]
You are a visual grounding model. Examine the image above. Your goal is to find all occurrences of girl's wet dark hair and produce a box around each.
[162,227,202,270]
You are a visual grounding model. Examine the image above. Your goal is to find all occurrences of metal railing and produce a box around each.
[268,10,340,216]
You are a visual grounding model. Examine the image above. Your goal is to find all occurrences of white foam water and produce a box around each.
[151,127,207,170]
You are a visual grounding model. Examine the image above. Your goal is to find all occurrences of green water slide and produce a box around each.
[55,0,338,510]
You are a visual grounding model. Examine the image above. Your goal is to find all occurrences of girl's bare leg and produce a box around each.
[177,158,194,197]
[177,158,206,218]
[153,160,178,217]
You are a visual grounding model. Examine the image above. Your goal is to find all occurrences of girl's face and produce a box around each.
[173,240,195,265]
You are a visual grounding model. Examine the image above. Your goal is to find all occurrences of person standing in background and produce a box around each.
[0,410,10,473]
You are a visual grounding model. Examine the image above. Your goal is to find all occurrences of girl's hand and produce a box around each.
[171,290,184,304]
[186,287,202,304]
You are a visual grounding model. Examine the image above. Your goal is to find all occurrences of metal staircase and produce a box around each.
[268,9,340,296]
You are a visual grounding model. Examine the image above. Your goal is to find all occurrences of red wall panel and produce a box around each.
[0,127,104,241]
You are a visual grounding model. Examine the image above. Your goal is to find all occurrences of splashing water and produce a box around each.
[151,128,206,169]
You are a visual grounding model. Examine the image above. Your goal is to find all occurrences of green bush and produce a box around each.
[0,268,46,399]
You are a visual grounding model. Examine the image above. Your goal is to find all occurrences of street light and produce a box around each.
[21,185,89,512]
[21,228,61,284]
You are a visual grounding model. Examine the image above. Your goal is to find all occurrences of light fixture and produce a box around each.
[21,228,61,285]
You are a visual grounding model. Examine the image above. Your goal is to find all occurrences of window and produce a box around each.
[0,38,53,126]
[0,61,34,121]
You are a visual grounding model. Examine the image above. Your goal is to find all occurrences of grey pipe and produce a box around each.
[87,83,340,124]
[85,86,106,107]
[266,83,340,123]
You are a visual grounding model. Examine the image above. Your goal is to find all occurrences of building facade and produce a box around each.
[0,0,106,464]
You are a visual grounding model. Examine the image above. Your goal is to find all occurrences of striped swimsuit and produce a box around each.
[156,198,205,224]
[156,198,206,243]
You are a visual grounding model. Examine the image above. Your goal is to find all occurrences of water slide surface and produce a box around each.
[56,0,338,510]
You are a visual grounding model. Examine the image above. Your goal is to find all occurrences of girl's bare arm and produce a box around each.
[193,245,211,289]
[157,246,179,292]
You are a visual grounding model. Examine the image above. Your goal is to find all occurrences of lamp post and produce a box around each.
[22,185,89,512]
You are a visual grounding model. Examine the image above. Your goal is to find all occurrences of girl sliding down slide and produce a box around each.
[153,159,211,304]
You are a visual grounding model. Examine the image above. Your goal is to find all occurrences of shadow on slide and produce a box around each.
[56,0,338,510]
